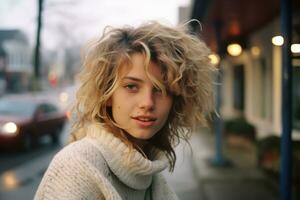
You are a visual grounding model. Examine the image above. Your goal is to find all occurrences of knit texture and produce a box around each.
[34,123,178,200]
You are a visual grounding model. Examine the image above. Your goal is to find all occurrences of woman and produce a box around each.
[35,21,215,200]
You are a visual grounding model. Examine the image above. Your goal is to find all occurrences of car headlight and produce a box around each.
[59,92,69,103]
[1,122,18,135]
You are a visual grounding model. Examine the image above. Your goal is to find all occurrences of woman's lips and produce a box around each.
[132,116,156,127]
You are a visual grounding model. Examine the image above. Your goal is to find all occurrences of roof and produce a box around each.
[190,0,300,52]
[1,93,56,105]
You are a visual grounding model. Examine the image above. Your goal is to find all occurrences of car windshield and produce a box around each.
[0,99,36,118]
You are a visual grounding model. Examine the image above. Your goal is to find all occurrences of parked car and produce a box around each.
[0,95,67,151]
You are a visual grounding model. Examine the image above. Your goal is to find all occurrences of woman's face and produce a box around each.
[109,53,173,141]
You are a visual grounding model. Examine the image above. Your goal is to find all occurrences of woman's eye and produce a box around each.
[153,87,163,94]
[125,84,138,91]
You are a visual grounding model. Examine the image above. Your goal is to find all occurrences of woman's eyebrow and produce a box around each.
[122,76,144,82]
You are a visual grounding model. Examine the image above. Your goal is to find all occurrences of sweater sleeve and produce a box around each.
[34,148,121,200]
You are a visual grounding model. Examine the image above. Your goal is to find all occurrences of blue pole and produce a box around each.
[280,0,293,199]
[214,71,225,165]
[211,21,228,166]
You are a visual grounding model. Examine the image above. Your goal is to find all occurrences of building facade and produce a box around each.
[220,16,300,140]
[0,30,32,93]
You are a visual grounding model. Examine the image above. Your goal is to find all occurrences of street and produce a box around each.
[0,121,203,200]
[0,122,69,200]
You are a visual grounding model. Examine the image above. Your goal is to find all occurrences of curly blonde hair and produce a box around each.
[70,21,216,171]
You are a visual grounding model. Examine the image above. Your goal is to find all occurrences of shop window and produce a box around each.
[233,64,245,111]
[293,66,300,130]
[259,58,272,119]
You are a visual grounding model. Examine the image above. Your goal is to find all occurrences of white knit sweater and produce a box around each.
[34,123,178,200]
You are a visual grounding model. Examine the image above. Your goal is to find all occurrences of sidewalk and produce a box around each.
[190,129,279,200]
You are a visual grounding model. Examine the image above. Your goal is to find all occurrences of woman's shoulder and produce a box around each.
[35,138,114,200]
[50,138,110,175]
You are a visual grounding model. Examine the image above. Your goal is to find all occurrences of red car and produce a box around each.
[0,95,67,151]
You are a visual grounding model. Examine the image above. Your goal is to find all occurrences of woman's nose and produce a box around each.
[138,90,155,111]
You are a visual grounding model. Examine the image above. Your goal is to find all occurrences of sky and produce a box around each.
[0,0,191,50]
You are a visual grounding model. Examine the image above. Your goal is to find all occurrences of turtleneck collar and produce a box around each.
[85,123,168,190]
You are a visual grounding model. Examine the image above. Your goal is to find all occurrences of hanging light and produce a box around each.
[209,53,220,65]
[272,36,284,46]
[251,46,261,57]
[291,44,300,53]
[227,43,242,56]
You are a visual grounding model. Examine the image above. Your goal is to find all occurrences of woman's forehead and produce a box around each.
[118,53,163,80]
